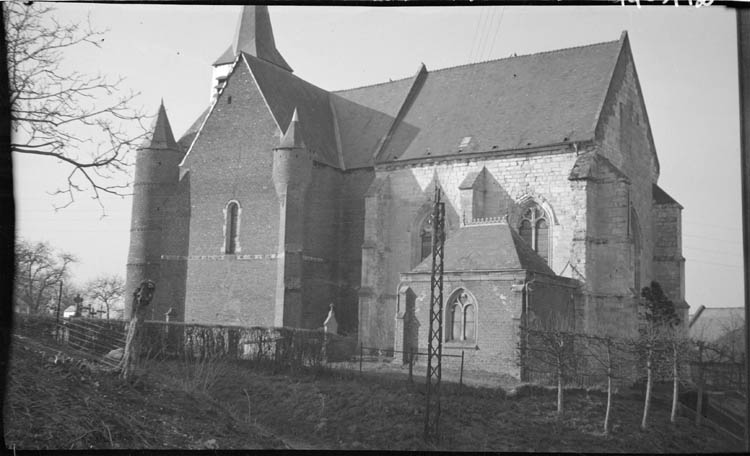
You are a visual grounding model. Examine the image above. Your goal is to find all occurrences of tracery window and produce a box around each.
[518,204,550,263]
[225,201,240,254]
[445,291,477,343]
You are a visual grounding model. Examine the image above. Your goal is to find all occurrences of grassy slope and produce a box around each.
[4,337,744,452]
[173,360,743,452]
[3,336,287,450]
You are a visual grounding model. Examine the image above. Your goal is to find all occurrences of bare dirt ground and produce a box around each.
[4,334,745,452]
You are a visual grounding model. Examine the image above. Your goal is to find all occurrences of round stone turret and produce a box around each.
[272,108,311,199]
[124,102,182,319]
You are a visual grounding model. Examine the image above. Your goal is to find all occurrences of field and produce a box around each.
[3,334,744,452]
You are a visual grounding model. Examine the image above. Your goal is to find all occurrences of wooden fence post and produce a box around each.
[409,349,414,384]
[460,350,465,388]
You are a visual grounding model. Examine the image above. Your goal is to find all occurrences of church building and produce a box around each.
[125,6,687,375]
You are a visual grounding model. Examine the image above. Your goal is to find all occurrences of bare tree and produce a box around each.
[667,330,689,424]
[522,314,577,417]
[582,334,630,434]
[14,239,76,314]
[5,1,148,211]
[637,281,680,430]
[86,274,124,320]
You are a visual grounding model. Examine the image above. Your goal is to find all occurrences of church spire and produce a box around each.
[213,5,293,72]
[278,108,306,149]
[139,100,178,151]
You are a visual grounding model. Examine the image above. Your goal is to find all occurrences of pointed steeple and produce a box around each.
[140,101,179,150]
[278,108,306,149]
[213,5,293,72]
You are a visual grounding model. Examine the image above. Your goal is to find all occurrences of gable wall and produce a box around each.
[153,173,191,321]
[182,63,281,325]
[594,41,658,294]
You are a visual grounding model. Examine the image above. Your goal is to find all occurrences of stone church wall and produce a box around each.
[299,163,343,330]
[586,37,661,336]
[150,173,191,321]
[398,273,524,376]
[336,168,374,334]
[396,271,578,376]
[182,62,281,326]
[594,37,657,295]
[361,148,585,350]
[652,203,687,323]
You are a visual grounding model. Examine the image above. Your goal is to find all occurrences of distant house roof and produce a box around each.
[63,305,77,318]
[409,221,555,275]
[689,306,745,343]
[334,37,623,164]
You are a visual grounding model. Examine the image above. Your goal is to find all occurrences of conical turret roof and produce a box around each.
[277,108,306,149]
[140,101,179,150]
[213,5,293,72]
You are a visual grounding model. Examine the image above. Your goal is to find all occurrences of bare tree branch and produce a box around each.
[5,1,150,214]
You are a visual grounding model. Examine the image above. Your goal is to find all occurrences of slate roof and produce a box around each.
[213,5,292,72]
[410,222,555,275]
[243,53,341,168]
[653,184,683,208]
[177,107,210,153]
[333,37,623,164]
[568,152,629,182]
[140,102,179,151]
[278,108,305,149]
[188,26,633,172]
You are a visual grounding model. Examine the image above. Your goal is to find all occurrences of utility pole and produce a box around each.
[736,10,750,452]
[424,185,445,441]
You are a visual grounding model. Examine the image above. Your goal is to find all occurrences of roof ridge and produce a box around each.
[332,38,621,94]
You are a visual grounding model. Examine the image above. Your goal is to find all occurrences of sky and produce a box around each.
[12,3,743,311]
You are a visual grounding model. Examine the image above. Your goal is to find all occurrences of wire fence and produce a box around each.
[10,313,747,397]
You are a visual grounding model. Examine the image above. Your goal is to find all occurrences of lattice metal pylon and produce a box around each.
[424,185,446,441]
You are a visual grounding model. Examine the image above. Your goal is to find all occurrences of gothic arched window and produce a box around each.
[419,214,434,262]
[518,204,550,263]
[463,304,475,342]
[449,303,461,341]
[445,291,477,343]
[225,201,240,254]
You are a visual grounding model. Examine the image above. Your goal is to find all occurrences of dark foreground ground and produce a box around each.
[3,334,744,452]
